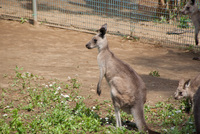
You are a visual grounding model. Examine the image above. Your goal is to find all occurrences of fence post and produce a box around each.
[32,0,38,25]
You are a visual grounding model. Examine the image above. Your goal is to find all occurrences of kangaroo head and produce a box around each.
[181,0,198,15]
[86,23,107,50]
[174,79,191,100]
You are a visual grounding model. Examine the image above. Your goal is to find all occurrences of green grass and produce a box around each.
[20,18,28,24]
[0,66,196,133]
[149,70,160,77]
[178,16,190,29]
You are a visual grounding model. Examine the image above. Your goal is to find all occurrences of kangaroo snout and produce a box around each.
[86,43,91,49]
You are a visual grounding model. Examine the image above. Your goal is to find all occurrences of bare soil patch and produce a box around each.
[1,19,200,107]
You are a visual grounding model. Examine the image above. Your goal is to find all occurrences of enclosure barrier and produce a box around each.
[0,0,199,48]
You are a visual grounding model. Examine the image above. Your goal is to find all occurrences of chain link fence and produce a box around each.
[0,0,198,47]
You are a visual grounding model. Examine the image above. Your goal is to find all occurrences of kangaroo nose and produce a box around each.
[86,43,91,49]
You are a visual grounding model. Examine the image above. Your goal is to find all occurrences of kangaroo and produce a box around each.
[85,23,159,134]
[181,0,200,46]
[174,73,200,112]
[193,86,200,134]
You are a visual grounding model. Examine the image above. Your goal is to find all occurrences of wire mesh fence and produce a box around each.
[0,0,199,47]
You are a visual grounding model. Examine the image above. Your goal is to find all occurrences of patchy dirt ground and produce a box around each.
[0,19,200,106]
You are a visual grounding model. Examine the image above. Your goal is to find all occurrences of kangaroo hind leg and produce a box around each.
[111,84,122,128]
[131,104,148,132]
[114,106,122,127]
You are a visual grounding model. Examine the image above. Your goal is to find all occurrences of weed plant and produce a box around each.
[0,66,196,133]
[149,70,160,77]
[178,16,190,29]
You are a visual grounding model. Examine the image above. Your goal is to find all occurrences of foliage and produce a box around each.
[122,35,139,41]
[149,70,160,77]
[185,44,195,51]
[153,16,167,24]
[178,16,190,29]
[0,66,196,133]
[20,18,28,24]
[144,98,195,133]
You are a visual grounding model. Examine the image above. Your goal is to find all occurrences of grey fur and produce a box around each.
[193,86,200,134]
[174,74,200,112]
[181,0,200,45]
[86,23,159,134]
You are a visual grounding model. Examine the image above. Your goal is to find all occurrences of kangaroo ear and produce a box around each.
[184,79,191,89]
[190,0,195,5]
[99,23,107,38]
[179,79,185,87]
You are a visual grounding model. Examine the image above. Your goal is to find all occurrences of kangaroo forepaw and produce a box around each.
[97,83,101,96]
[97,88,101,96]
[97,87,101,96]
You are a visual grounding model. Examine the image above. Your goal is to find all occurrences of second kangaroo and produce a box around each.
[174,73,200,112]
[86,23,159,133]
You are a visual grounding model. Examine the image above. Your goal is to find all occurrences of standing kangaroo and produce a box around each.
[174,73,200,112]
[86,23,159,134]
[181,0,200,46]
[181,0,200,61]
[193,86,200,134]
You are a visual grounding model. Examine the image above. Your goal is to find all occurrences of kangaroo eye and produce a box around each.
[179,92,183,96]
[94,39,97,43]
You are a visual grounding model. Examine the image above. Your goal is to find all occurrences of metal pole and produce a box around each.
[32,0,38,25]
